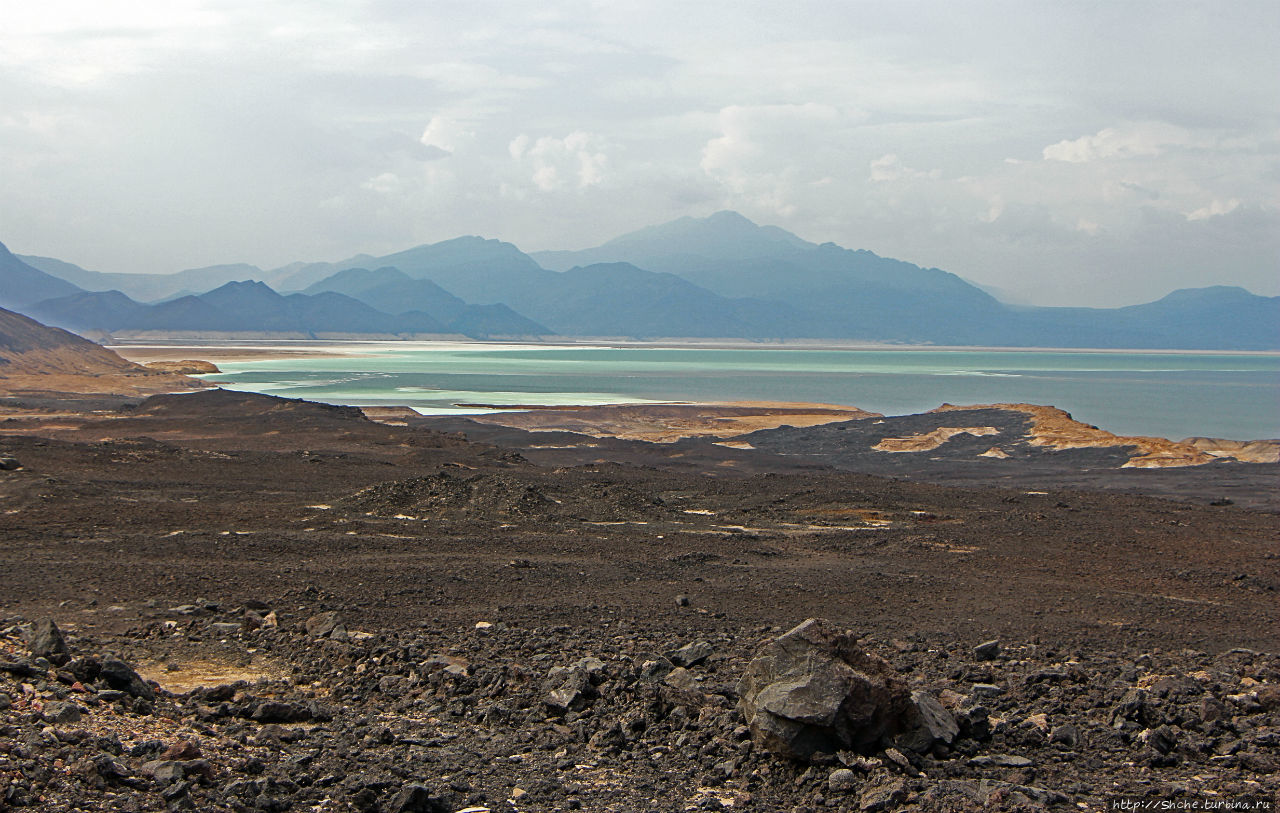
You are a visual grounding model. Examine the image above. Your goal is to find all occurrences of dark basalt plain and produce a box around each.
[1,389,1277,810]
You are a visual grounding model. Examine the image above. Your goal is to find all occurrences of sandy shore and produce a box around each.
[108,344,363,363]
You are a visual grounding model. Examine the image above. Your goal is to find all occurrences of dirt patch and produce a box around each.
[136,655,287,694]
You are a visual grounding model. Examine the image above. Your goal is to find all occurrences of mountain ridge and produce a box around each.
[9,213,1277,349]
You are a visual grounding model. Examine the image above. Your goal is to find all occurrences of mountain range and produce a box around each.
[4,212,1278,349]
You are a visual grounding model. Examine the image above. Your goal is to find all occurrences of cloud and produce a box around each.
[868,154,940,182]
[1186,198,1240,221]
[0,2,1274,306]
[511,130,609,191]
[699,103,847,217]
[1043,122,1208,163]
[420,116,468,154]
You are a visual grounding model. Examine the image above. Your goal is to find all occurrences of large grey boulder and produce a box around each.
[737,618,912,760]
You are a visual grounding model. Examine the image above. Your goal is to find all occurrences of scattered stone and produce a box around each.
[1140,725,1179,755]
[969,754,1033,768]
[423,653,470,676]
[738,618,912,761]
[664,666,697,691]
[668,640,715,667]
[973,640,1000,660]
[858,778,907,812]
[971,683,1003,697]
[635,652,674,682]
[93,756,134,785]
[543,667,596,715]
[252,700,310,724]
[0,455,21,471]
[28,617,70,665]
[305,611,342,638]
[827,768,858,794]
[675,594,691,607]
[99,658,155,701]
[881,748,917,775]
[42,700,83,724]
[896,690,958,753]
[388,783,450,813]
[1049,723,1082,748]
[161,741,202,761]
[141,760,188,787]
[1255,684,1280,711]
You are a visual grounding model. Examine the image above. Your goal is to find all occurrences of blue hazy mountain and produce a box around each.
[14,214,1279,348]
[24,281,448,337]
[277,236,552,302]
[0,241,84,311]
[508,262,810,338]
[303,267,550,336]
[533,211,1007,343]
[18,254,276,303]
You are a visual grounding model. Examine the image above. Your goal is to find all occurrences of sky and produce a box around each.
[1,1,1277,306]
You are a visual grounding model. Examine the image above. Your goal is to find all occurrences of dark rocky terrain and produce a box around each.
[1,389,1278,811]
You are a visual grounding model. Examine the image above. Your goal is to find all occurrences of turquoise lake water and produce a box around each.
[194,342,1280,441]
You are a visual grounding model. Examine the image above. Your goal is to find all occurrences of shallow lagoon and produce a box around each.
[193,342,1280,441]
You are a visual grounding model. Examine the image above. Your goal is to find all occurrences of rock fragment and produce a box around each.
[305,611,342,638]
[99,658,155,701]
[388,783,450,813]
[29,618,70,665]
[895,690,959,753]
[973,640,1000,660]
[827,768,858,794]
[737,618,912,761]
[668,640,714,667]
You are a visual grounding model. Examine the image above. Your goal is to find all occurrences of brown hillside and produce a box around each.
[0,307,209,396]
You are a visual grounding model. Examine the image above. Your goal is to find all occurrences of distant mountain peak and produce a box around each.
[212,279,276,294]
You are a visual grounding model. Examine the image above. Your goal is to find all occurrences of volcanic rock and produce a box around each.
[896,690,959,753]
[668,640,715,667]
[305,611,342,638]
[99,658,155,701]
[973,640,1000,660]
[737,618,912,760]
[28,617,70,665]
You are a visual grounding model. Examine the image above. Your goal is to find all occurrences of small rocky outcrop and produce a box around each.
[737,618,912,760]
[143,360,221,375]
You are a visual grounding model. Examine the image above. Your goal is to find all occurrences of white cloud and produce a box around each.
[512,130,609,191]
[1186,198,1241,221]
[869,154,940,182]
[361,172,402,194]
[420,116,467,154]
[699,103,846,217]
[1043,122,1201,163]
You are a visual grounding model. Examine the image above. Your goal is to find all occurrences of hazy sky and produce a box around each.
[2,1,1276,305]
